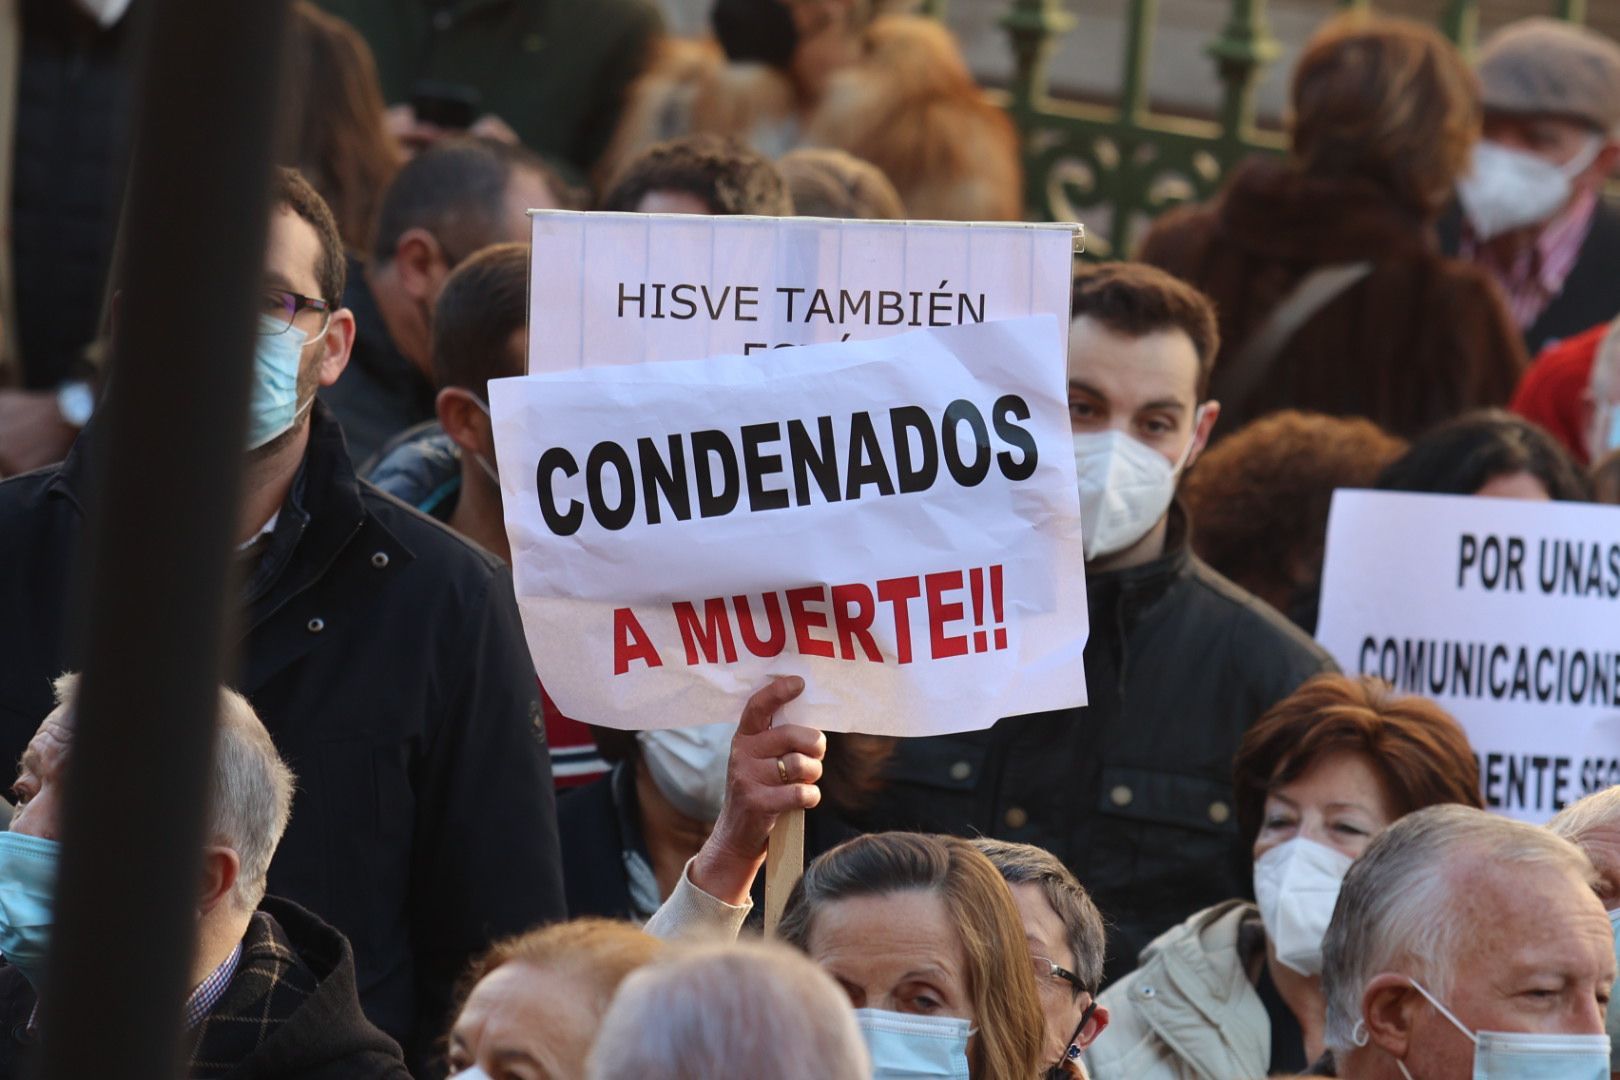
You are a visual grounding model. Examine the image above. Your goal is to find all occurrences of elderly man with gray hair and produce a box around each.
[0,674,410,1078]
[1550,785,1620,1075]
[586,939,870,1080]
[1323,803,1613,1079]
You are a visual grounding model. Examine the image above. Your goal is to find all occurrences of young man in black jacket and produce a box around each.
[856,263,1336,984]
[0,168,564,1076]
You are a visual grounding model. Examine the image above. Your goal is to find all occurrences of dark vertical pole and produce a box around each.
[37,0,291,1077]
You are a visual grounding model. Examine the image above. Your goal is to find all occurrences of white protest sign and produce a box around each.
[490,316,1088,736]
[526,211,1076,371]
[1315,490,1620,822]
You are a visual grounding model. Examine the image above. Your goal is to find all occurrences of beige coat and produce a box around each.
[1084,900,1271,1080]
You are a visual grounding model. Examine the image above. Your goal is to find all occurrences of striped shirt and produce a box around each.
[1463,190,1598,331]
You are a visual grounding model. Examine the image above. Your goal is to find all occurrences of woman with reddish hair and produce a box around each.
[1086,675,1481,1080]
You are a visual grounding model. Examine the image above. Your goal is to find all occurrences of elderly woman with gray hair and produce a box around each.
[587,940,871,1080]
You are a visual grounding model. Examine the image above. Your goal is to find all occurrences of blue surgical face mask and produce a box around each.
[1391,977,1610,1080]
[0,832,61,989]
[855,1008,973,1080]
[248,314,318,451]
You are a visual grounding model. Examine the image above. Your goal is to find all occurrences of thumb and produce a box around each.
[736,676,805,737]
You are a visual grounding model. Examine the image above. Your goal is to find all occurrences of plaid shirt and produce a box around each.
[1463,189,1598,331]
[183,942,243,1029]
[27,940,242,1035]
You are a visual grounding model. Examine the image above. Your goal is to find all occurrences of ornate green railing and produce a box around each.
[995,0,1592,256]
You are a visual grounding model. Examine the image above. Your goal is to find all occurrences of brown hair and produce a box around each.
[600,134,794,216]
[451,918,662,1038]
[1071,262,1221,397]
[778,147,907,220]
[281,2,401,256]
[1182,410,1406,614]
[431,242,528,396]
[1290,12,1480,217]
[779,832,1046,1080]
[272,166,347,304]
[1232,674,1483,848]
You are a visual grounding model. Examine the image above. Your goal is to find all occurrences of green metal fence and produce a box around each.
[995,0,1591,256]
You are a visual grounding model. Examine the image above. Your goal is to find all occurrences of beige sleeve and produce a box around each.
[643,857,753,943]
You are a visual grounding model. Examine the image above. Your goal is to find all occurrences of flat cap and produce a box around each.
[1477,17,1620,134]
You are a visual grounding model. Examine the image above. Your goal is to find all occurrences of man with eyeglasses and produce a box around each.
[0,166,566,1079]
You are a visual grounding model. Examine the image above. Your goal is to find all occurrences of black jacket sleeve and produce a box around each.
[408,565,564,1064]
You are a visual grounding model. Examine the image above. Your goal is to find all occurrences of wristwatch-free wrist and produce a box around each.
[56,380,96,428]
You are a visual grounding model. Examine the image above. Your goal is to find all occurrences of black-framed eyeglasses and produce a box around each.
[1031,955,1087,995]
[259,288,332,336]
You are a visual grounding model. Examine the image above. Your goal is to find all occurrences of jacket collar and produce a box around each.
[1086,502,1194,613]
[1128,900,1270,1079]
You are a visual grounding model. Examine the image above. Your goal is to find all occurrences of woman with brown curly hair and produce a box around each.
[1086,674,1481,1080]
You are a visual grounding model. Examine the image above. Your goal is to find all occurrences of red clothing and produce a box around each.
[541,684,608,789]
[1510,321,1606,464]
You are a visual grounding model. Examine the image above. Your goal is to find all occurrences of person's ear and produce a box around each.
[1583,142,1620,190]
[1184,399,1221,468]
[1077,1001,1109,1049]
[393,228,451,305]
[437,387,490,455]
[1361,973,1421,1062]
[314,308,356,388]
[198,846,241,916]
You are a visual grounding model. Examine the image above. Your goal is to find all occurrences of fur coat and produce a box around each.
[602,16,1023,222]
[1137,157,1528,440]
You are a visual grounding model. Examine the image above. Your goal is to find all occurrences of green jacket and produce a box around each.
[315,0,662,176]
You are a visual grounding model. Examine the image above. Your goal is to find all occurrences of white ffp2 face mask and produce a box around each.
[1387,978,1610,1080]
[1071,410,1202,561]
[1458,138,1603,242]
[637,722,734,822]
[1252,837,1353,977]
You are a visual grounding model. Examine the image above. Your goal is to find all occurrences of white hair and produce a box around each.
[51,673,294,911]
[1322,804,1596,1053]
[586,940,871,1080]
[1550,785,1620,845]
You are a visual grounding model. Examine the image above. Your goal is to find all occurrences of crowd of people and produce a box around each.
[5,0,1620,1077]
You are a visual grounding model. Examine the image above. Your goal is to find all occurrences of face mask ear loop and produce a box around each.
[1352,1019,1371,1048]
[1563,135,1606,181]
[1171,404,1207,478]
[1406,977,1479,1047]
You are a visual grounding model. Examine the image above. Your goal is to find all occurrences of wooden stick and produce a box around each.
[763,807,806,937]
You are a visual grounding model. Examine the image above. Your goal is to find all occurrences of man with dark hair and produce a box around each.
[367,242,607,790]
[369,241,527,553]
[859,261,1334,984]
[0,167,566,1076]
[600,134,794,216]
[323,136,573,464]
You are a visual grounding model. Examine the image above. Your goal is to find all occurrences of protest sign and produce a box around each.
[490,315,1088,736]
[526,210,1077,372]
[1315,490,1620,822]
